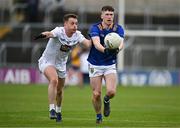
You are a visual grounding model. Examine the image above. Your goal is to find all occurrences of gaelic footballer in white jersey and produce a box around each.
[38,27,85,78]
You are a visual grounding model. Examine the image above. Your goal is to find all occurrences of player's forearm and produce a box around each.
[41,31,54,38]
[34,31,54,40]
[92,37,105,53]
[82,39,92,48]
[119,41,124,51]
[94,43,105,53]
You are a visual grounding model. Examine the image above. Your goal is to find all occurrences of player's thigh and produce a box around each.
[90,76,103,92]
[44,65,58,81]
[104,73,117,92]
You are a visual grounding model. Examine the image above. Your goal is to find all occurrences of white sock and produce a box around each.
[56,106,61,113]
[49,104,55,111]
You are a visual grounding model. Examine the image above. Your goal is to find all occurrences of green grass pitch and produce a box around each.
[0,84,180,127]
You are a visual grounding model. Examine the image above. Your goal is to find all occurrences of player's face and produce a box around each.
[64,18,78,34]
[101,11,114,26]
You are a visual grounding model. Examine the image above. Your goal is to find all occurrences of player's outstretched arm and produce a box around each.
[91,36,121,55]
[33,31,54,40]
[91,36,105,53]
[33,34,46,40]
[81,39,92,49]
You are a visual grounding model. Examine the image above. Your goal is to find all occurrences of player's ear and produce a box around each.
[64,22,66,26]
[64,20,68,26]
[101,13,104,20]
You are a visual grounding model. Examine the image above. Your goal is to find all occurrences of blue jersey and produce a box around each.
[87,22,124,66]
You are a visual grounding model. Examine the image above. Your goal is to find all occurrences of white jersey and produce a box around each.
[38,27,85,72]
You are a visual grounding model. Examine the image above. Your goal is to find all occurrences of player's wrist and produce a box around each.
[104,48,120,55]
[104,48,109,54]
[116,48,120,54]
[33,34,46,40]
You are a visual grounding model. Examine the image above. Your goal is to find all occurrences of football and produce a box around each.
[104,32,123,49]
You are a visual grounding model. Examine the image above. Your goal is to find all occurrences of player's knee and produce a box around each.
[49,78,58,87]
[93,91,101,100]
[107,90,116,97]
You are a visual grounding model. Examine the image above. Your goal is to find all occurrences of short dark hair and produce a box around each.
[63,14,78,22]
[101,5,114,12]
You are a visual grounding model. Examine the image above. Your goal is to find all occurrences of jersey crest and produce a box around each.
[60,45,71,52]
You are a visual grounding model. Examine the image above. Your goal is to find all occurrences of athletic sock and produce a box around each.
[56,106,62,113]
[96,114,102,120]
[104,95,110,102]
[49,104,55,111]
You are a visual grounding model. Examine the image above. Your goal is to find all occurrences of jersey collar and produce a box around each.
[101,22,114,30]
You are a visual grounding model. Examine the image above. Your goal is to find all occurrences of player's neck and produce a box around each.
[101,22,113,29]
[65,30,73,37]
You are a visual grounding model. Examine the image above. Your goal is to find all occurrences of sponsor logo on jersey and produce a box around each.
[60,45,71,52]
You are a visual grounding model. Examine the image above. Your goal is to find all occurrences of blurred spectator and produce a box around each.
[26,0,39,22]
[13,0,27,23]
[80,48,89,84]
[39,0,65,23]
[66,45,83,87]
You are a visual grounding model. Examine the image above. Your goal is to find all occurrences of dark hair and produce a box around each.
[101,5,114,12]
[63,14,78,22]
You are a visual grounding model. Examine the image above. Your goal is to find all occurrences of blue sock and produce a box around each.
[96,114,102,120]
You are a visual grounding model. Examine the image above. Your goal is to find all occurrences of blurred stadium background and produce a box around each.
[0,0,180,86]
[1,0,180,127]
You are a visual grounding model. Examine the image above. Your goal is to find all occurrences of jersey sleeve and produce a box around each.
[51,27,60,37]
[77,31,86,43]
[89,25,99,37]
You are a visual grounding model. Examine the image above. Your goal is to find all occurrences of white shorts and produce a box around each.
[88,63,117,77]
[38,58,66,78]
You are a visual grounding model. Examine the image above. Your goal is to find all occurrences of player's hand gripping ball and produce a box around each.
[104,32,123,49]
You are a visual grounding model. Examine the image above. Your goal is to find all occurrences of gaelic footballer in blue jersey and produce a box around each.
[88,22,124,65]
[87,5,124,124]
